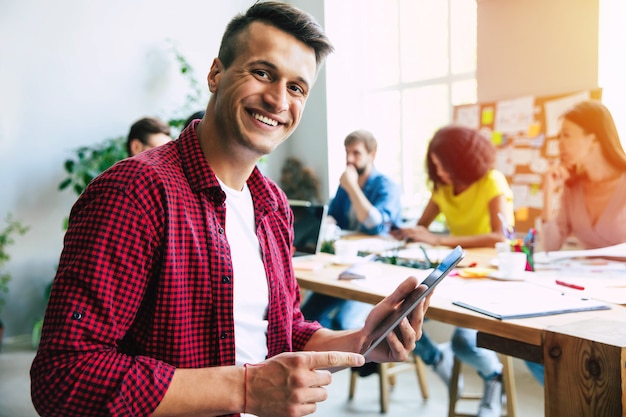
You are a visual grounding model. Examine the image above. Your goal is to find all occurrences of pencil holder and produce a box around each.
[510,240,534,271]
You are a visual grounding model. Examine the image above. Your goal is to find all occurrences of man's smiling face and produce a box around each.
[209,21,318,157]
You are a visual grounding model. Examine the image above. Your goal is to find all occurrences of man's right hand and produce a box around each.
[339,165,359,191]
[245,351,364,417]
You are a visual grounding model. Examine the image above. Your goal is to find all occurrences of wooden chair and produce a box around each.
[448,354,517,417]
[348,353,429,413]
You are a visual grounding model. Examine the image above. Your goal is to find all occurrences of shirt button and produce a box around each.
[72,311,83,321]
[220,332,228,339]
[221,276,231,283]
[218,228,225,234]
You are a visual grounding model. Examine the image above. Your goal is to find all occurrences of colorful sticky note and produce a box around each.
[482,107,494,125]
[492,131,503,146]
[527,122,541,137]
[515,207,529,222]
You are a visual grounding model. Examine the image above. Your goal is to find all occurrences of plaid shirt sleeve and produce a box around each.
[30,170,175,417]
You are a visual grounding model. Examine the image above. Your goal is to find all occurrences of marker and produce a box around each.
[555,280,585,291]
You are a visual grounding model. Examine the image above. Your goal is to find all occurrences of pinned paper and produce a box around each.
[527,122,541,138]
[492,131,504,146]
[482,107,494,125]
[495,96,534,134]
[530,183,540,194]
[455,104,480,129]
[545,139,560,157]
[515,207,529,222]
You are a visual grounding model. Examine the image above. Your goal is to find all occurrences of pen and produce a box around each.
[555,280,585,291]
[523,228,535,245]
[498,212,515,240]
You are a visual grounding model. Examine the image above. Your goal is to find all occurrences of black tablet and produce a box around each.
[359,245,464,358]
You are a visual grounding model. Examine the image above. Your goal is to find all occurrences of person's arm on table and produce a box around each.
[393,196,508,248]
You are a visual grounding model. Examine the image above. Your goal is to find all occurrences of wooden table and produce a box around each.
[295,248,626,417]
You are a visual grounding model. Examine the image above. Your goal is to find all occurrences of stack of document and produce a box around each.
[534,242,626,264]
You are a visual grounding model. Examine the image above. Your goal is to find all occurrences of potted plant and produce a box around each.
[0,213,29,348]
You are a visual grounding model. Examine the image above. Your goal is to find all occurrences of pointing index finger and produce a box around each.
[308,351,365,371]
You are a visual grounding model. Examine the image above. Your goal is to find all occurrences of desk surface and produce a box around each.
[295,247,626,416]
[296,249,626,347]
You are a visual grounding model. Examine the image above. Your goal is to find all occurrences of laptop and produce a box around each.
[290,200,328,259]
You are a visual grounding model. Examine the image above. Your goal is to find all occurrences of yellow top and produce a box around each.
[432,169,513,236]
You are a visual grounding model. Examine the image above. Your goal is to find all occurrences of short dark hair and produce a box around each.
[218,1,334,70]
[344,130,378,153]
[126,117,171,156]
[426,125,496,190]
[183,111,205,129]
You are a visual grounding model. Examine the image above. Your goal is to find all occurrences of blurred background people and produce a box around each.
[126,116,171,157]
[326,129,402,236]
[184,110,205,129]
[541,99,626,251]
[392,125,512,417]
[527,100,626,385]
[301,130,401,375]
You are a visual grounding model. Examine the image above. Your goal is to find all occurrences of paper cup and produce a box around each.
[497,252,527,277]
[334,240,359,264]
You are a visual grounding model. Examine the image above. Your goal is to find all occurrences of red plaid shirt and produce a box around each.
[30,122,321,417]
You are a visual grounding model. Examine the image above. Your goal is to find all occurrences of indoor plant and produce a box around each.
[0,213,29,347]
[58,41,204,203]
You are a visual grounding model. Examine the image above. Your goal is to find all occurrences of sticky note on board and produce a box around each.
[515,207,529,222]
[482,107,494,125]
[527,122,541,137]
[492,131,503,146]
[530,183,540,194]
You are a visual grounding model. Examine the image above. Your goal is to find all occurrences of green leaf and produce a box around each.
[58,178,72,191]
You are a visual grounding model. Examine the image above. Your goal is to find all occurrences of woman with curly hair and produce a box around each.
[394,125,514,248]
[392,125,513,417]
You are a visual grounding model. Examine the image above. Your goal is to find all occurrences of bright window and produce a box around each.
[325,0,477,220]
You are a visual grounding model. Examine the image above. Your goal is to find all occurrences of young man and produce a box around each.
[302,130,402,332]
[30,3,430,417]
[327,129,402,235]
[126,116,172,157]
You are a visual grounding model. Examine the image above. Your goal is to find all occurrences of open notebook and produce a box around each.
[452,281,610,320]
[290,200,328,259]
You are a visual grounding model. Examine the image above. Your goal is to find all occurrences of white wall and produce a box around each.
[477,0,599,102]
[0,0,299,337]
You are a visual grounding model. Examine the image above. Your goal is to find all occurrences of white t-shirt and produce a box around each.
[218,179,269,366]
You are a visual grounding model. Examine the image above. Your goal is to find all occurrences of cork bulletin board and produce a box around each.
[453,88,603,233]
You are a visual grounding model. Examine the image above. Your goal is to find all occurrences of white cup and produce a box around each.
[334,240,359,264]
[497,251,527,277]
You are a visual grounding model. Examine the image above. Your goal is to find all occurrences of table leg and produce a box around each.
[543,320,626,417]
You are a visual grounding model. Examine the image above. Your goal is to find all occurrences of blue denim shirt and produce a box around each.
[328,167,402,235]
